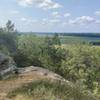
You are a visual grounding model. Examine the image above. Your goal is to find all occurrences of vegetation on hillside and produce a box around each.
[0,21,100,99]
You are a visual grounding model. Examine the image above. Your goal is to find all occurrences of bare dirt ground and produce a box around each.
[0,66,64,100]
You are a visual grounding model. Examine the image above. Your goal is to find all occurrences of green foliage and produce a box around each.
[0,20,17,54]
[5,20,15,33]
[8,80,98,100]
[39,34,66,72]
[14,34,44,67]
[14,33,63,69]
[0,45,10,55]
[60,44,100,96]
[52,33,61,45]
[0,21,100,98]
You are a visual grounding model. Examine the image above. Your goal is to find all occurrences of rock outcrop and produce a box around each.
[0,52,16,79]
[17,66,67,82]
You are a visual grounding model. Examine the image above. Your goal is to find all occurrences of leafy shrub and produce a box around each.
[60,44,100,96]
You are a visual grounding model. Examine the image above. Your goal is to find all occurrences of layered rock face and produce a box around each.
[0,53,16,79]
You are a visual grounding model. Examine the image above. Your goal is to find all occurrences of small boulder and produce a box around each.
[0,52,16,79]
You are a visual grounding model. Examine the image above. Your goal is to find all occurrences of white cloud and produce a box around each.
[95,20,100,24]
[52,12,71,18]
[95,11,100,16]
[20,17,38,24]
[10,10,19,14]
[64,13,71,17]
[41,18,48,25]
[21,17,27,21]
[19,15,98,30]
[49,19,60,23]
[52,12,61,18]
[31,19,38,23]
[62,22,68,26]
[17,0,62,10]
[69,16,95,25]
[41,18,61,25]
[17,0,33,7]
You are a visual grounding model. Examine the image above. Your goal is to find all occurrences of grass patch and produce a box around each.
[2,74,18,81]
[7,80,98,100]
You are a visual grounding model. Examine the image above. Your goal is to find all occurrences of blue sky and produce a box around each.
[0,0,100,32]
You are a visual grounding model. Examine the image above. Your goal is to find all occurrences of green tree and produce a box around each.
[5,20,15,33]
[14,35,43,67]
[0,20,17,54]
[52,33,61,45]
[40,34,66,72]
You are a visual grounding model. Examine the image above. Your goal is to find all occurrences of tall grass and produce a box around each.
[8,80,98,100]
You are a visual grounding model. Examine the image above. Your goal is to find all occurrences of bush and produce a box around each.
[60,44,100,95]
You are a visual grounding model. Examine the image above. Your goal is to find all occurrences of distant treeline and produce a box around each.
[19,32,100,45]
[21,32,100,38]
[90,41,100,45]
[59,33,100,38]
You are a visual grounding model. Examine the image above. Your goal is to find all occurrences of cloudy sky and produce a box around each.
[0,0,100,32]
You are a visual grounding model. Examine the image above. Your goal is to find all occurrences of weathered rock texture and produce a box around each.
[0,52,16,79]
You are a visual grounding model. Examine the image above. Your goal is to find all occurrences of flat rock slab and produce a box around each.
[0,66,69,99]
[18,66,65,80]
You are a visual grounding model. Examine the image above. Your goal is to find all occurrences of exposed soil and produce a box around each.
[0,66,64,100]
